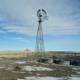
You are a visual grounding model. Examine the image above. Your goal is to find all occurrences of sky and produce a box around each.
[0,0,80,51]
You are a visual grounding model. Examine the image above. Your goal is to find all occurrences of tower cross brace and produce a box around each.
[35,20,45,57]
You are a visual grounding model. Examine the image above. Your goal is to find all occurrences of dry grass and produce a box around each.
[0,51,80,58]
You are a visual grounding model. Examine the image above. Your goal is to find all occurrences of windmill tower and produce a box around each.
[35,9,48,60]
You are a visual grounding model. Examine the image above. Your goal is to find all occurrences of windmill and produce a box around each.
[35,9,48,60]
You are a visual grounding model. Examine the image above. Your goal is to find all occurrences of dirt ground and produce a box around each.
[0,57,80,80]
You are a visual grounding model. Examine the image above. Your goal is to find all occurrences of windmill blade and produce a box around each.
[45,16,49,20]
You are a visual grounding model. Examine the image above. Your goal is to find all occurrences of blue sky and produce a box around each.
[0,0,80,51]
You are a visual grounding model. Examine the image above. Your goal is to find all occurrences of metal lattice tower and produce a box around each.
[35,9,48,59]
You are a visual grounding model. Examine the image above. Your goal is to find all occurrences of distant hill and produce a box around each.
[25,49,30,51]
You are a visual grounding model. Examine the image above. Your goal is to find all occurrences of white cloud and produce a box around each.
[12,37,30,43]
[3,26,37,36]
[0,30,5,33]
[2,36,6,38]
[0,0,80,36]
[3,36,29,43]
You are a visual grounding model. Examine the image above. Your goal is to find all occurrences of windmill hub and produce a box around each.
[39,15,42,17]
